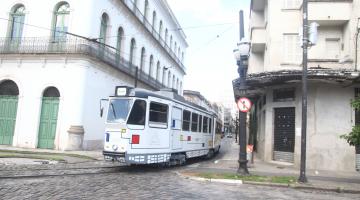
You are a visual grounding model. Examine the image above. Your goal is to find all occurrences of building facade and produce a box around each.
[233,0,360,172]
[0,0,187,150]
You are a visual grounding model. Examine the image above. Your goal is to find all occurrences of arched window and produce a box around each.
[52,2,70,41]
[149,55,154,77]
[180,82,183,95]
[156,61,160,81]
[159,20,163,39]
[170,36,173,49]
[129,38,136,67]
[182,52,184,62]
[167,71,171,87]
[152,11,157,32]
[174,42,177,53]
[176,78,179,92]
[172,75,175,89]
[162,67,166,85]
[8,5,25,41]
[143,0,149,22]
[140,47,146,72]
[43,87,60,97]
[165,29,168,45]
[178,47,181,57]
[99,13,109,44]
[116,27,124,59]
[0,80,19,96]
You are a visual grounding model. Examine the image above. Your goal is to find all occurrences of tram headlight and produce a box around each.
[112,144,118,151]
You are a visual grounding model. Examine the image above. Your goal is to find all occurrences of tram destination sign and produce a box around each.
[237,97,252,113]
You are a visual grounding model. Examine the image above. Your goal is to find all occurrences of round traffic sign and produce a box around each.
[237,97,252,113]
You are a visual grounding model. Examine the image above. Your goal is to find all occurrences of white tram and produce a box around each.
[102,86,223,165]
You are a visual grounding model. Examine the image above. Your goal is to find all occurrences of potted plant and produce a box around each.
[341,99,360,171]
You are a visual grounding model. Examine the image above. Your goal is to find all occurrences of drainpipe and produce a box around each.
[355,18,360,71]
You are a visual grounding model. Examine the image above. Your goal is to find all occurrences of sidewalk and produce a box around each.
[180,139,360,193]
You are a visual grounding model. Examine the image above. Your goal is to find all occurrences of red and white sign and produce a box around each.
[237,97,252,113]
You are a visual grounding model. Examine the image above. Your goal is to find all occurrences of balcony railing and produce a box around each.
[120,0,186,72]
[0,36,166,90]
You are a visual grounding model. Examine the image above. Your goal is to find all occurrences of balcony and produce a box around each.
[308,1,352,25]
[120,0,186,73]
[251,28,266,53]
[0,37,166,90]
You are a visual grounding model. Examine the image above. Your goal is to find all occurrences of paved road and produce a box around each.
[0,139,359,200]
[0,167,358,200]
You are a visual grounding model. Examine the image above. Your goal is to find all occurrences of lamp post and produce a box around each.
[234,39,250,175]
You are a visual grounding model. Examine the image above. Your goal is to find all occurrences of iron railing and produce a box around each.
[0,36,166,90]
[120,0,186,72]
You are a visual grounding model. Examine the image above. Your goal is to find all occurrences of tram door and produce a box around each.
[0,80,19,145]
[171,107,182,150]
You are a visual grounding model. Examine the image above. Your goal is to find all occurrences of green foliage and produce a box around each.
[197,173,296,184]
[341,98,360,146]
[340,125,360,146]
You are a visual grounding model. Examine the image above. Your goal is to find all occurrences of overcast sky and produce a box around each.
[167,0,251,108]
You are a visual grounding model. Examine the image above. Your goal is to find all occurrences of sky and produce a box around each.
[167,0,251,109]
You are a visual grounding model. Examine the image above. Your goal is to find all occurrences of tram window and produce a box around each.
[191,113,199,132]
[127,100,146,125]
[203,116,208,133]
[182,110,191,131]
[149,102,168,125]
[209,118,212,133]
[107,99,133,123]
[198,115,203,132]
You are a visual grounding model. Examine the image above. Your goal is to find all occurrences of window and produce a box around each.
[143,0,149,21]
[198,115,203,132]
[191,113,199,132]
[156,61,160,81]
[140,47,146,72]
[283,34,301,64]
[116,27,124,57]
[107,99,133,123]
[9,5,25,41]
[325,38,340,59]
[149,102,168,125]
[283,0,301,9]
[165,29,168,44]
[159,20,163,39]
[182,110,191,131]
[152,11,157,31]
[53,3,70,42]
[130,38,136,66]
[355,89,360,125]
[99,13,109,44]
[170,35,173,49]
[172,107,182,130]
[203,116,209,133]
[168,71,171,87]
[127,100,146,125]
[162,67,166,85]
[273,88,295,102]
[209,118,212,133]
[172,75,175,89]
[149,55,154,77]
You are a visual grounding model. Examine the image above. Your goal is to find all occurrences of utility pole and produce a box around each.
[299,0,308,183]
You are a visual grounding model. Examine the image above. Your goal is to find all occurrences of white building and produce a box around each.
[233,0,360,172]
[0,0,187,150]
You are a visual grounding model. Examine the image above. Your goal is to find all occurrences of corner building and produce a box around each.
[234,0,360,172]
[0,0,187,150]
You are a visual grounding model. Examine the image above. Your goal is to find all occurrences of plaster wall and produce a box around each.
[256,83,357,172]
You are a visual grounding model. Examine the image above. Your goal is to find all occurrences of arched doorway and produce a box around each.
[0,80,19,145]
[37,87,60,149]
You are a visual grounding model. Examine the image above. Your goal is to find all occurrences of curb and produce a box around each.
[176,172,360,194]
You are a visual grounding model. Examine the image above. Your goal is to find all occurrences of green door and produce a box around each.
[0,95,18,145]
[37,97,59,149]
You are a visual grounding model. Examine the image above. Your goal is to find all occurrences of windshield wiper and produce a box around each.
[110,102,117,119]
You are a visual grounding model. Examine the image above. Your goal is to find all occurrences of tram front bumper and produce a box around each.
[103,151,126,162]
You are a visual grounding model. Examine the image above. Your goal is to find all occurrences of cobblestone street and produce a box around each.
[0,167,359,200]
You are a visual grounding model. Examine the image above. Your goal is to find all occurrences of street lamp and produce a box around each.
[234,39,250,175]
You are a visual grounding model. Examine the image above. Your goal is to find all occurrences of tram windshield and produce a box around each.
[107,99,133,123]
